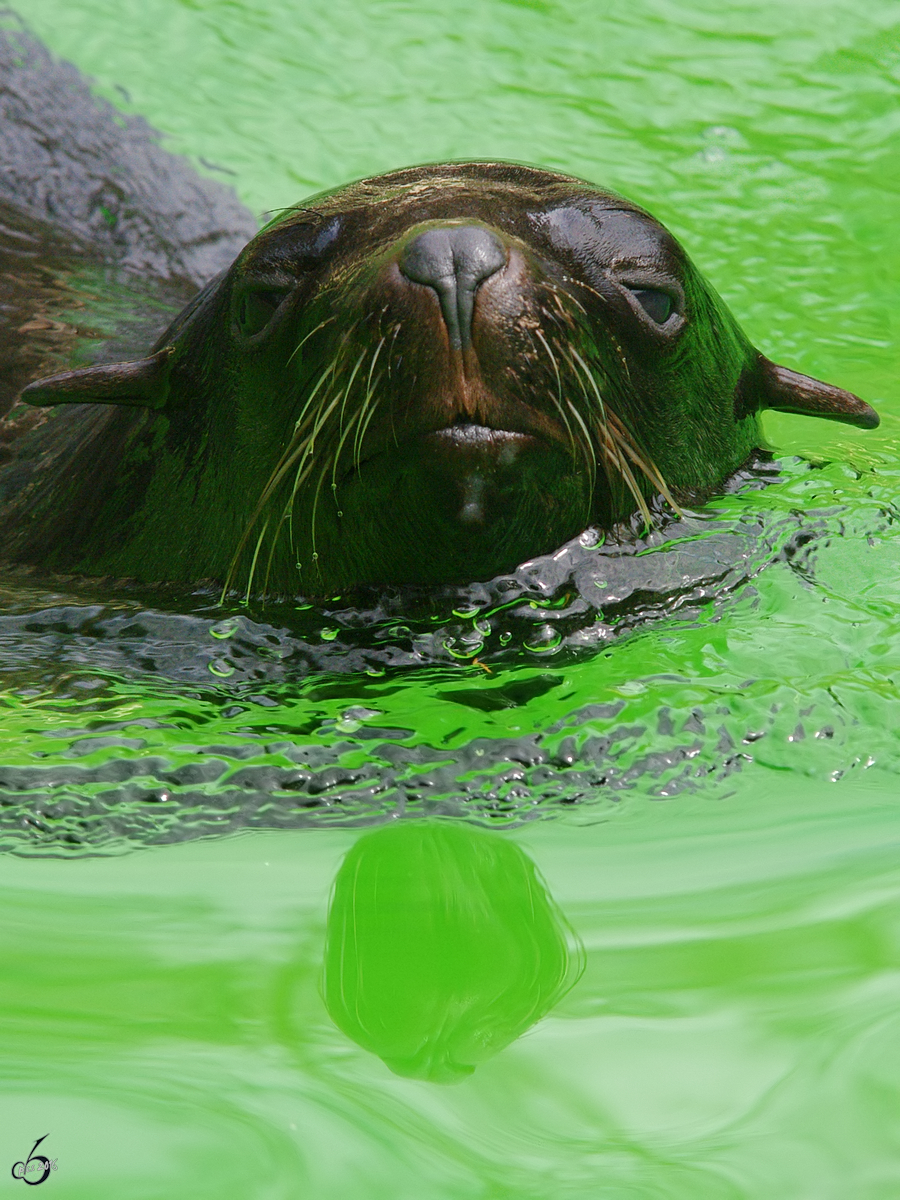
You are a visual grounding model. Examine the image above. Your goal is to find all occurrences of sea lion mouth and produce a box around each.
[426,424,538,453]
[342,422,546,484]
[428,423,532,444]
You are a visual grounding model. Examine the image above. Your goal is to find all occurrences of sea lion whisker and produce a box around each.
[242,513,272,603]
[568,348,607,420]
[283,366,353,481]
[261,512,286,598]
[353,378,384,472]
[306,373,355,450]
[547,286,590,325]
[566,351,612,476]
[564,349,595,411]
[571,348,657,520]
[285,451,320,555]
[594,425,653,526]
[240,352,381,597]
[260,431,335,596]
[277,367,334,472]
[606,411,681,513]
[550,391,580,463]
[571,353,659,518]
[385,321,402,379]
[254,427,316,520]
[257,387,346,574]
[255,450,321,590]
[287,461,324,554]
[330,400,369,504]
[336,347,369,441]
[561,289,592,318]
[221,368,342,597]
[353,363,384,471]
[536,300,571,340]
[262,430,334,591]
[570,350,662,523]
[533,328,564,408]
[532,327,584,462]
[262,482,308,597]
[285,316,336,369]
[572,280,610,309]
[309,454,334,576]
[240,408,322,544]
[222,483,286,599]
[564,399,598,512]
[364,336,387,399]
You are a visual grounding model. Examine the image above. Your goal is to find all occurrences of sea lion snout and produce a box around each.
[399,223,508,351]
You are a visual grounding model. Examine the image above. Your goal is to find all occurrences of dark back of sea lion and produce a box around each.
[0,155,878,595]
[0,13,255,419]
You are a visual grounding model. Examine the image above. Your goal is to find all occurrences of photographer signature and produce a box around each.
[11,1136,57,1185]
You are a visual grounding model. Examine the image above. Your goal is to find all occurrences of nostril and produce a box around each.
[400,225,507,349]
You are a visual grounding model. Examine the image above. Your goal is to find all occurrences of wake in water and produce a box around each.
[1,453,880,853]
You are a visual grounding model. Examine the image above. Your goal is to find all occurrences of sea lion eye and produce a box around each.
[630,288,674,324]
[235,289,287,338]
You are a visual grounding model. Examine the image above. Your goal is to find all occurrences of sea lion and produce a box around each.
[0,161,878,595]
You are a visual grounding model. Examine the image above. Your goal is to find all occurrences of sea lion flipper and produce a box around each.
[20,347,173,410]
[755,356,879,430]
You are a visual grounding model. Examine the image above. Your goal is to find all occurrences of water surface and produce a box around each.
[4,0,900,1193]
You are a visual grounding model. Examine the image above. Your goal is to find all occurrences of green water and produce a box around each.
[4,0,900,1193]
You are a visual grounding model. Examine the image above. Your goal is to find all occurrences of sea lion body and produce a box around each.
[0,161,877,594]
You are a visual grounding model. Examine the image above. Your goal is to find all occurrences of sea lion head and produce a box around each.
[17,162,878,594]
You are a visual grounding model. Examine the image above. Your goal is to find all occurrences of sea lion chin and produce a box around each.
[2,161,879,596]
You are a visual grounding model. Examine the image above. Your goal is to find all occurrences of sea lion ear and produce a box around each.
[20,347,173,410]
[748,354,879,430]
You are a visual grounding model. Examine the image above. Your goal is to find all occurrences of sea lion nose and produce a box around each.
[399,225,507,349]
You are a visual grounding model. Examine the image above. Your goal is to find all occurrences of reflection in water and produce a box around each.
[322,820,584,1082]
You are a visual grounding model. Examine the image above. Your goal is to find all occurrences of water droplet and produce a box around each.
[320,627,339,642]
[447,639,485,660]
[452,605,480,619]
[343,706,381,722]
[524,625,562,654]
[208,658,235,677]
[209,616,239,640]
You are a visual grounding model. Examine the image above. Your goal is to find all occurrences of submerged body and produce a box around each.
[0,162,877,594]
